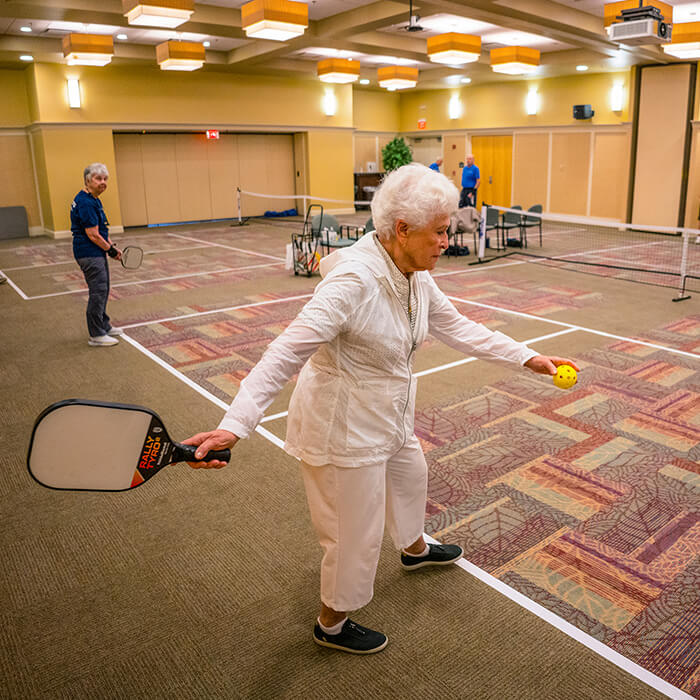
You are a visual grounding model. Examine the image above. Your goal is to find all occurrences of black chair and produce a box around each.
[310,213,357,256]
[484,206,501,251]
[498,205,523,249]
[521,204,543,247]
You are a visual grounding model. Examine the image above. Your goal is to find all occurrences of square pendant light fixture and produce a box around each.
[662,22,700,59]
[156,40,205,70]
[317,58,360,83]
[377,65,418,90]
[427,33,481,65]
[490,46,539,75]
[123,1,194,29]
[62,33,114,66]
[241,0,308,41]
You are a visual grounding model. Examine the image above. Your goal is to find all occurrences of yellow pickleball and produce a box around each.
[553,364,577,390]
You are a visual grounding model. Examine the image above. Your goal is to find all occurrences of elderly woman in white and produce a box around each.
[184,163,578,655]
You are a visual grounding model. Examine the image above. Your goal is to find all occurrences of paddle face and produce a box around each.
[27,399,230,492]
[121,246,143,270]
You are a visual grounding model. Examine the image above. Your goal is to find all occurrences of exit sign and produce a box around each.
[206,129,220,140]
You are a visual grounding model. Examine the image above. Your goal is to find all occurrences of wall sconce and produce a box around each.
[67,78,81,109]
[610,82,624,112]
[448,93,462,120]
[525,87,539,115]
[322,88,337,116]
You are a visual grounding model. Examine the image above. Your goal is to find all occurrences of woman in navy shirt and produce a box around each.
[71,163,123,347]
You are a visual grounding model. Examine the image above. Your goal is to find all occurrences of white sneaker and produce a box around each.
[88,335,119,347]
[107,326,124,336]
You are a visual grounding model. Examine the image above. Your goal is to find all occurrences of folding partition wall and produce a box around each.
[114,133,296,227]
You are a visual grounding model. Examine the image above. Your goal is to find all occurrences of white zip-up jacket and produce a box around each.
[218,233,538,467]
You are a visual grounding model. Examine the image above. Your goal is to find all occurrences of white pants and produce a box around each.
[300,436,428,612]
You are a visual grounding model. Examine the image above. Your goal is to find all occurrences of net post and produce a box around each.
[231,187,248,226]
[478,204,487,260]
[673,233,691,302]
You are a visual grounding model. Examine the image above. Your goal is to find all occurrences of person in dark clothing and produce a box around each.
[70,163,123,347]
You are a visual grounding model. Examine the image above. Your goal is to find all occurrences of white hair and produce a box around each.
[371,163,459,241]
[84,163,109,184]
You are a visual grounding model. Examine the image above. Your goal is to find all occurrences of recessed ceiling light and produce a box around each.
[461,77,471,84]
[203,40,210,47]
[359,78,370,85]
[19,55,34,61]
[116,33,128,40]
[576,64,589,71]
[20,26,32,32]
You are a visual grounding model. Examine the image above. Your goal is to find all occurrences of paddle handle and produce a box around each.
[172,443,231,464]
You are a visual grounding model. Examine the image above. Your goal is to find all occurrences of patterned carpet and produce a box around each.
[111,266,700,696]
[418,316,700,697]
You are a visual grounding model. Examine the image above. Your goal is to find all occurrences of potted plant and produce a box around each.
[381,137,413,172]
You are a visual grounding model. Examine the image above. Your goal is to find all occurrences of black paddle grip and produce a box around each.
[172,443,231,464]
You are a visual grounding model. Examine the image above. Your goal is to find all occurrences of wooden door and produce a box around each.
[471,134,512,208]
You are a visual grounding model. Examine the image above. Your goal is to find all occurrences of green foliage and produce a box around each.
[381,137,413,172]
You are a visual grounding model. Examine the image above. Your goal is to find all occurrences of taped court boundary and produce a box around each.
[118,330,689,700]
[1,243,212,271]
[11,261,283,300]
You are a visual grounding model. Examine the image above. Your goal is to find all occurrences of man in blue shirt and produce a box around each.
[71,163,123,347]
[428,158,443,172]
[459,154,480,208]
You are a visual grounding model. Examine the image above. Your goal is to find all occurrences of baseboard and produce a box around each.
[45,229,72,239]
[109,225,124,234]
[29,227,45,237]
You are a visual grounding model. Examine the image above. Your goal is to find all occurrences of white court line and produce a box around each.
[258,327,578,424]
[0,273,29,300]
[433,260,528,277]
[2,244,212,272]
[120,333,283,447]
[413,328,578,378]
[119,326,689,700]
[447,295,700,359]
[423,533,692,700]
[24,261,282,300]
[121,293,313,329]
[169,232,285,262]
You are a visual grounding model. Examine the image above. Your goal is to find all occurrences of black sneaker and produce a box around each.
[400,543,464,570]
[313,619,388,654]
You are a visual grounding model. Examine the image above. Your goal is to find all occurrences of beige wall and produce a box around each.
[27,63,354,129]
[306,130,354,213]
[685,124,700,229]
[0,69,31,127]
[0,133,41,229]
[549,132,590,215]
[632,64,692,227]
[590,131,630,220]
[399,72,631,133]
[353,89,400,133]
[354,134,379,172]
[31,127,121,235]
[443,134,467,187]
[512,133,549,211]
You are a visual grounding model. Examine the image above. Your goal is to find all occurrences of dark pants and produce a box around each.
[459,187,477,209]
[77,256,111,338]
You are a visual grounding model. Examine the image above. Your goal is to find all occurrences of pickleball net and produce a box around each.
[479,205,700,299]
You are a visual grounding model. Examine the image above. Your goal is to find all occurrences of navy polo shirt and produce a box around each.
[71,190,110,258]
[461,164,480,188]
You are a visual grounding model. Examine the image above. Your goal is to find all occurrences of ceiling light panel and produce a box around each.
[482,30,565,50]
[123,1,194,29]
